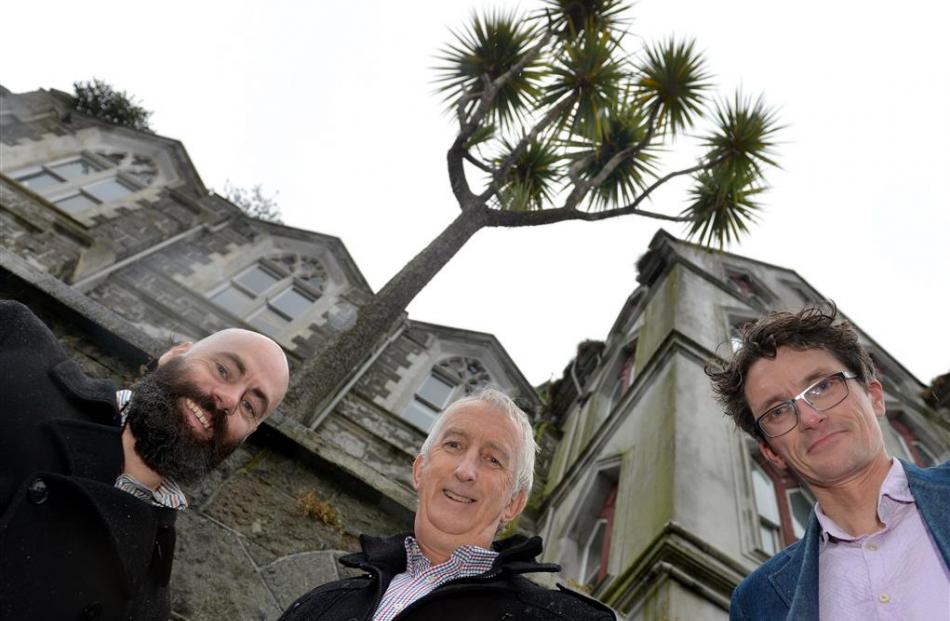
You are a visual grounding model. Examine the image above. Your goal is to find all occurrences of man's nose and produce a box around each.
[212,384,241,415]
[453,451,478,482]
[797,398,826,429]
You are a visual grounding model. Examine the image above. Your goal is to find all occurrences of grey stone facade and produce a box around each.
[535,230,950,619]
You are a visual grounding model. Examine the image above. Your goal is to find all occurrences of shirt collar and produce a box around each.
[115,389,189,510]
[815,458,914,542]
[402,536,498,577]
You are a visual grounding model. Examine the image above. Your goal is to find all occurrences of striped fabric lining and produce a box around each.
[372,536,498,621]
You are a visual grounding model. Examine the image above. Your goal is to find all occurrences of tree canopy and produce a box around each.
[224,181,284,223]
[283,0,783,424]
[72,79,153,132]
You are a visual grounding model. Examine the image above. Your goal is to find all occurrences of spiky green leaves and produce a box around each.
[541,0,628,38]
[544,29,626,137]
[567,98,657,208]
[682,94,781,246]
[637,38,710,135]
[703,93,780,179]
[495,138,562,211]
[436,11,543,127]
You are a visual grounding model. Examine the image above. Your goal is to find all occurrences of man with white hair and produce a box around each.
[279,388,615,621]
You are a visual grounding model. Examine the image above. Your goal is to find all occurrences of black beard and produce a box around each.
[125,356,241,485]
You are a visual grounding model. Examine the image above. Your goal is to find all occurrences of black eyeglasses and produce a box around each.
[755,371,859,438]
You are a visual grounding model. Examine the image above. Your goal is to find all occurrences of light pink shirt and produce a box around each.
[817,459,950,621]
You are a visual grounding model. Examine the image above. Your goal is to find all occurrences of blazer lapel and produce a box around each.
[905,459,950,566]
[769,514,821,620]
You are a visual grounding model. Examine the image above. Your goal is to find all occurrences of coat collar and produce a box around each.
[768,458,950,618]
[47,358,123,480]
[343,532,560,578]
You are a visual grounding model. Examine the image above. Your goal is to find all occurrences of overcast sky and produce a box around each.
[3,0,947,388]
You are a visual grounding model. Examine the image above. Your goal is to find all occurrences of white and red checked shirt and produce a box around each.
[372,537,498,621]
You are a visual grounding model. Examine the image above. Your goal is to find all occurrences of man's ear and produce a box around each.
[412,454,424,492]
[157,341,192,367]
[867,378,886,418]
[502,489,528,524]
[759,441,788,470]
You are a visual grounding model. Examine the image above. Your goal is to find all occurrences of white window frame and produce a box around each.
[10,152,144,217]
[207,259,322,337]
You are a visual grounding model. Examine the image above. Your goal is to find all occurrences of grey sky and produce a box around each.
[3,0,947,388]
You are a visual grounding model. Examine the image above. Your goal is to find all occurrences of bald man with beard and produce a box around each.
[0,300,289,621]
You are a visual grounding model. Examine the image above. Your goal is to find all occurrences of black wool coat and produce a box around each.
[0,300,177,621]
[279,533,616,621]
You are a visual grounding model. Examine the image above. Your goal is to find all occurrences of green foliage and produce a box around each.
[224,181,284,223]
[541,0,628,38]
[436,11,544,127]
[543,28,627,136]
[681,93,782,246]
[72,79,153,132]
[681,167,764,246]
[434,0,780,248]
[495,138,562,211]
[637,38,710,135]
[567,95,657,208]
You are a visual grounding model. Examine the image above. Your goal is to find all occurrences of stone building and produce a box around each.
[0,85,539,619]
[4,84,947,621]
[534,229,950,619]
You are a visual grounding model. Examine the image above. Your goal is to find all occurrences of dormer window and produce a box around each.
[9,153,143,216]
[207,254,326,337]
[725,268,771,308]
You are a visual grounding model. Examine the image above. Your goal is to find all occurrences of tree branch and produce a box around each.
[487,154,725,227]
[564,103,662,210]
[463,150,495,173]
[478,94,577,202]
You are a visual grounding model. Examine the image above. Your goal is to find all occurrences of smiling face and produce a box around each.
[165,328,289,444]
[126,328,289,484]
[744,346,888,489]
[412,401,527,556]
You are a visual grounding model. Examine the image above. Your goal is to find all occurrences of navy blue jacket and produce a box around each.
[731,459,950,620]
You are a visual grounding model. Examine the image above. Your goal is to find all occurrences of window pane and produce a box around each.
[210,285,255,315]
[54,193,99,214]
[417,374,455,409]
[14,169,63,191]
[248,306,289,336]
[235,265,281,295]
[787,489,813,539]
[751,463,780,524]
[402,399,440,431]
[760,524,779,555]
[581,518,607,584]
[50,156,104,179]
[270,287,315,319]
[83,177,135,203]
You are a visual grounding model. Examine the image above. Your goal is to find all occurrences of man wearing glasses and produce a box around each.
[707,306,949,620]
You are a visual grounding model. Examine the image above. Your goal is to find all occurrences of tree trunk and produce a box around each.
[284,206,490,425]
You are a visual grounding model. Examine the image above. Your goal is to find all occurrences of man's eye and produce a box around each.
[768,405,791,419]
[808,380,831,397]
[216,362,229,378]
[445,440,461,449]
[242,400,256,418]
[486,456,503,467]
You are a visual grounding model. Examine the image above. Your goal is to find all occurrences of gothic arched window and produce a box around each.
[208,252,326,336]
[400,356,492,431]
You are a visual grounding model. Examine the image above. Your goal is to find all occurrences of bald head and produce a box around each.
[158,328,290,420]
